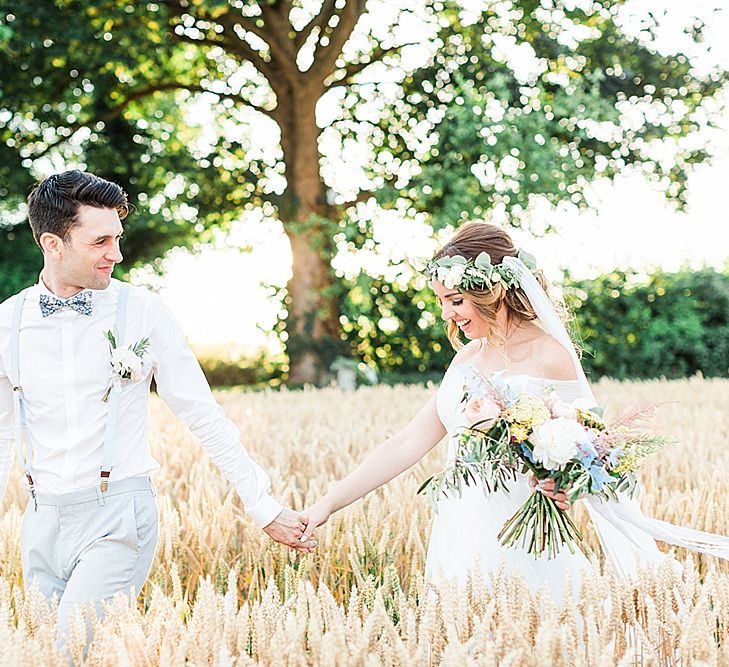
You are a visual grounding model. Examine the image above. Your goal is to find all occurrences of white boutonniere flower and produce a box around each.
[102,329,150,402]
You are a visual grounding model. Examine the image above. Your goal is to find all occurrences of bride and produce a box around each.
[300,222,728,596]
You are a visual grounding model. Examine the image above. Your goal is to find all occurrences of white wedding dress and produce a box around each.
[426,362,597,601]
[425,360,729,601]
[424,256,729,600]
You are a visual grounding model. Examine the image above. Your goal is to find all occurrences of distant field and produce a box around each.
[1,377,727,665]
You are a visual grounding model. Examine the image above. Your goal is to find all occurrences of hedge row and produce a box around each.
[198,268,729,386]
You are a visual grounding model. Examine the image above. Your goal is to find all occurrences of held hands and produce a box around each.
[297,499,333,544]
[263,507,317,554]
[529,476,571,511]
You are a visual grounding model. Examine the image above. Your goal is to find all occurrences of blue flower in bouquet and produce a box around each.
[487,371,519,406]
[576,438,598,469]
[519,443,536,464]
[607,447,623,467]
[588,463,612,491]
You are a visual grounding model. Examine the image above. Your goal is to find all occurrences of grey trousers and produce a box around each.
[20,476,159,648]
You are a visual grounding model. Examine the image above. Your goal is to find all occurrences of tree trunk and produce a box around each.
[276,85,343,385]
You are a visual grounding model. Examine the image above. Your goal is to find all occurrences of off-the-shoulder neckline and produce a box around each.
[456,362,581,385]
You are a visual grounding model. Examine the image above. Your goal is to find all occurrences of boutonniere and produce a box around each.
[102,328,150,402]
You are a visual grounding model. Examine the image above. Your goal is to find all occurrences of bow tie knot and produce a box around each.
[39,291,94,317]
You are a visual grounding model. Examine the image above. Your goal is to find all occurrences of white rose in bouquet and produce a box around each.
[531,417,587,470]
[572,397,597,411]
[111,348,143,381]
[551,400,577,420]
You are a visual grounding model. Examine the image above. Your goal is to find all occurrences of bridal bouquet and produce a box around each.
[418,370,669,559]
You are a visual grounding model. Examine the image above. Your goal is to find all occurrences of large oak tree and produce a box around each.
[0,1,726,383]
[0,0,426,383]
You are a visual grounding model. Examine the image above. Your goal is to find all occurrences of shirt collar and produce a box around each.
[31,274,118,306]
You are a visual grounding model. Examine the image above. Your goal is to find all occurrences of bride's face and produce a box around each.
[431,280,490,340]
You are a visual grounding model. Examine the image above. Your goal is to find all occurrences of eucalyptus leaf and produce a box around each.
[517,249,538,270]
[474,252,492,271]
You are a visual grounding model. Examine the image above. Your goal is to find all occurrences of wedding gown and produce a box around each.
[425,361,729,600]
[426,362,598,600]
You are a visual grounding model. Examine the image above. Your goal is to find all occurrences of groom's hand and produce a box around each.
[263,507,317,554]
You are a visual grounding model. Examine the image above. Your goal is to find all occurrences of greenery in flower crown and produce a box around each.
[423,249,538,291]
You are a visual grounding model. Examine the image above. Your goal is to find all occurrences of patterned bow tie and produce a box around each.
[39,291,94,317]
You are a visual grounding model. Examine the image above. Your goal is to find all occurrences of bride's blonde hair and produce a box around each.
[432,222,573,351]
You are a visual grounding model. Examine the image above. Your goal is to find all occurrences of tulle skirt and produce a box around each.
[425,477,593,603]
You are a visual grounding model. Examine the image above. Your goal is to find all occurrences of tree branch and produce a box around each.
[257,4,299,76]
[295,0,338,51]
[24,81,274,160]
[309,0,368,83]
[168,82,275,117]
[173,30,280,91]
[160,1,289,90]
[216,8,299,85]
[328,41,422,86]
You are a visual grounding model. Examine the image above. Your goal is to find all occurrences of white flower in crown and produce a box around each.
[102,329,150,402]
[443,263,467,288]
[422,248,537,291]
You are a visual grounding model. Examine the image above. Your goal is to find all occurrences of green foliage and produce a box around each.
[2,0,727,382]
[0,224,41,300]
[194,346,286,388]
[0,0,275,282]
[340,272,451,377]
[173,267,729,387]
[338,267,729,383]
[566,268,729,380]
[341,2,727,227]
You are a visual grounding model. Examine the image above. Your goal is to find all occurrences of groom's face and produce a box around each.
[52,205,124,291]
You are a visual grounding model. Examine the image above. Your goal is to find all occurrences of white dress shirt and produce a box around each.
[0,278,282,527]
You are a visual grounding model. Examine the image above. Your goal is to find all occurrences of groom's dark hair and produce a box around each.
[27,170,130,246]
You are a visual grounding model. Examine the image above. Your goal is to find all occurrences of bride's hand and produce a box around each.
[299,499,334,544]
[529,476,571,511]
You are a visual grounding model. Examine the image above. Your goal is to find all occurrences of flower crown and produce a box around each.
[424,249,538,291]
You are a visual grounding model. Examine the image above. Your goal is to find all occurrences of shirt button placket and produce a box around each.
[61,317,79,488]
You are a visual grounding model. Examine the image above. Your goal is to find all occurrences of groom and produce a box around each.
[0,170,315,646]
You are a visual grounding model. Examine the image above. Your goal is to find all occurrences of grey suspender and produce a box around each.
[100,284,130,491]
[10,288,33,502]
[9,284,130,504]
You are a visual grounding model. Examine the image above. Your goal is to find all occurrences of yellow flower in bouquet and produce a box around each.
[611,452,638,474]
[510,424,531,443]
[576,407,607,431]
[503,394,550,441]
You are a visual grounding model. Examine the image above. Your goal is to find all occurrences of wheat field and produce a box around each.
[0,377,728,666]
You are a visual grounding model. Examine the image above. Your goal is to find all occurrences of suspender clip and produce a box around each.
[100,470,111,493]
[25,473,37,512]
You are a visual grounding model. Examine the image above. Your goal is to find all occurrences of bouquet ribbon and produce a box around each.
[584,494,729,577]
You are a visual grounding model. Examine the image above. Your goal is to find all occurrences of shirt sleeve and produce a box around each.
[0,343,16,505]
[147,294,282,527]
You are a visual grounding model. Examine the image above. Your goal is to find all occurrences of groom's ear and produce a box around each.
[39,232,63,256]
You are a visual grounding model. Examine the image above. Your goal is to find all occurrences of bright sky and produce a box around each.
[133,1,729,348]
